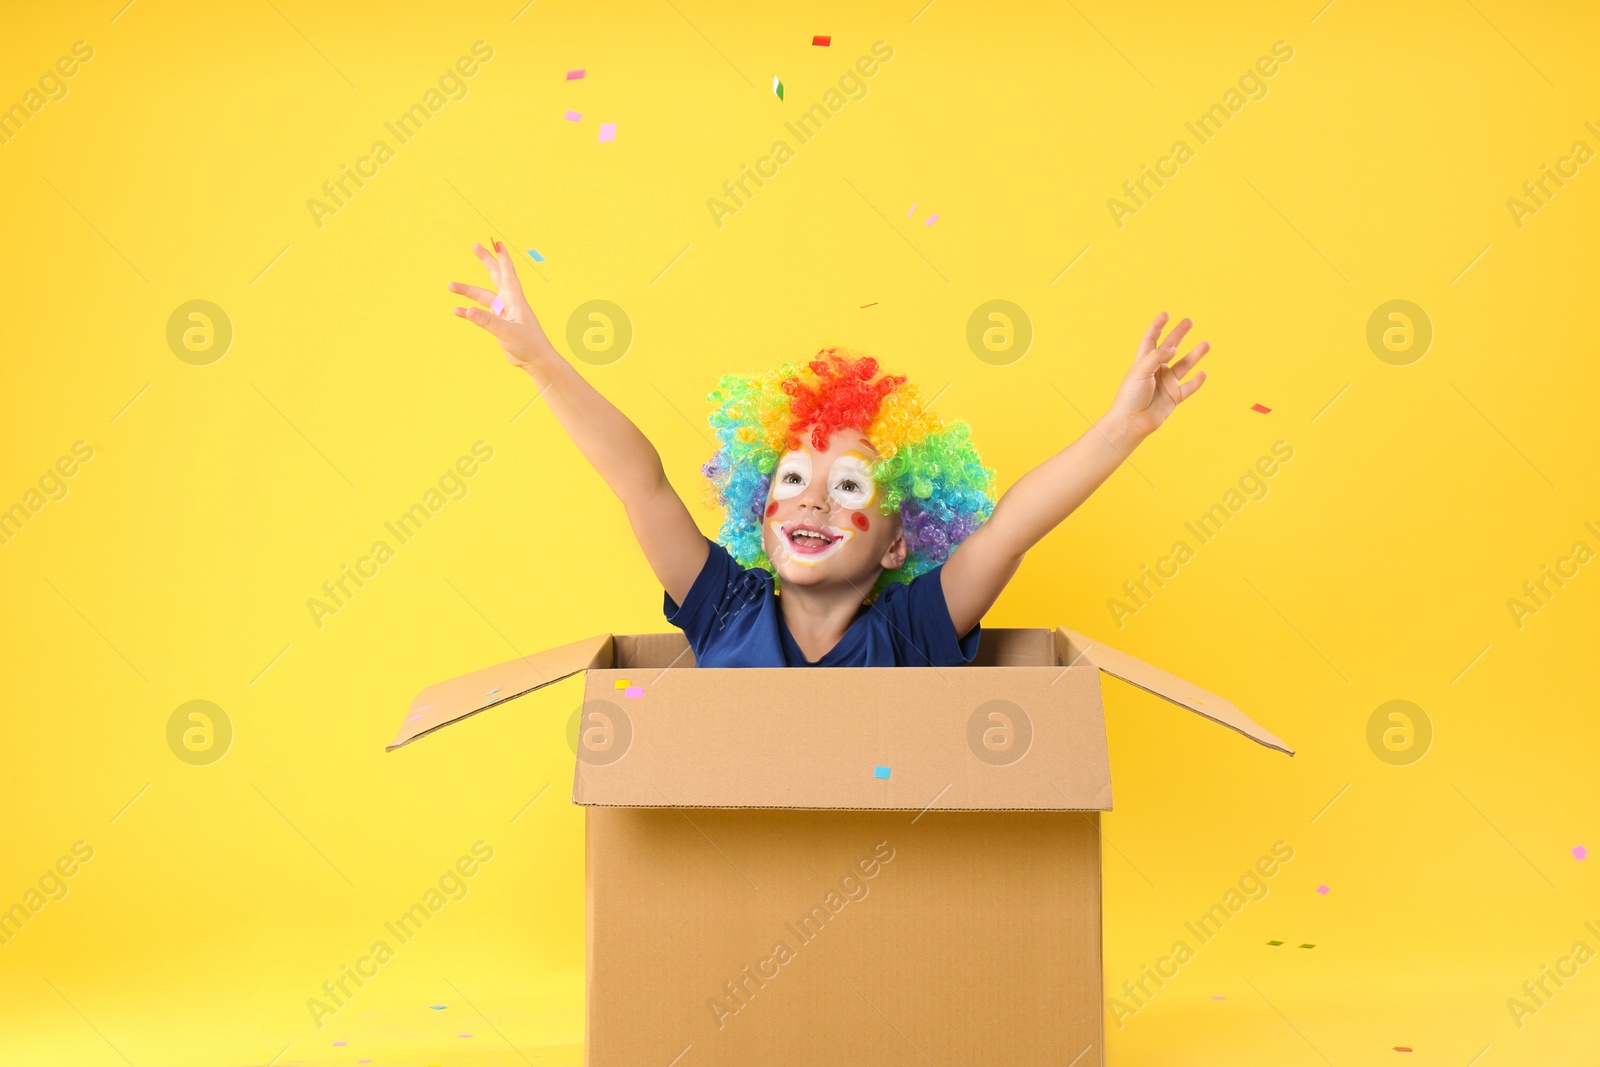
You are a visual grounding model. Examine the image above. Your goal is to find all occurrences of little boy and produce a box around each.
[450,242,1208,668]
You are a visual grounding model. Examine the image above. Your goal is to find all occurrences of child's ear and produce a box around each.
[880,527,909,570]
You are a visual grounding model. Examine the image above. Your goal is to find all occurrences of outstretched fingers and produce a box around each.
[452,303,512,340]
[1169,340,1209,378]
[494,240,525,293]
[1152,317,1194,360]
[448,281,498,307]
[1136,311,1170,360]
[472,242,503,288]
[1177,370,1207,402]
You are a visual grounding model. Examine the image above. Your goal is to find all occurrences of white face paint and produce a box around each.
[772,449,812,501]
[768,518,853,566]
[771,449,876,509]
[827,452,876,510]
[764,427,896,579]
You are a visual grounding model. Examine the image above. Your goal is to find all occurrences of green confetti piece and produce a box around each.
[772,75,783,100]
[1266,940,1284,946]
[1299,943,1316,949]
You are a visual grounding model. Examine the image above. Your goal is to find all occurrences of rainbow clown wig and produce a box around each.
[699,348,997,603]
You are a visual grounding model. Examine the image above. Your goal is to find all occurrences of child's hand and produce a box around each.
[1105,311,1209,441]
[448,242,558,370]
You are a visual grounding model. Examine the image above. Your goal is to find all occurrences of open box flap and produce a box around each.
[1055,628,1294,756]
[386,633,613,751]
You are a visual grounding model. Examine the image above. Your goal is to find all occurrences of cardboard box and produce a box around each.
[388,626,1293,1065]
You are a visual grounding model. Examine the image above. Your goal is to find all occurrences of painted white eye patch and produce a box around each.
[772,449,811,500]
[828,452,876,509]
[770,449,876,510]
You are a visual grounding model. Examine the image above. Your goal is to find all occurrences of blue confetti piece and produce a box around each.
[873,765,891,779]
[430,1004,447,1010]
[527,249,545,262]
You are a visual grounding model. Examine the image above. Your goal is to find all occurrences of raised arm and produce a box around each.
[941,312,1209,638]
[449,242,708,606]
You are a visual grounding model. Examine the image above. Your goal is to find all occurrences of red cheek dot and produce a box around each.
[766,501,778,516]
[852,512,869,531]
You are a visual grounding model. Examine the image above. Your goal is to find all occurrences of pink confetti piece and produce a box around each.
[624,685,644,698]
[333,1040,347,1046]
[566,68,585,80]
[407,714,422,722]
[924,214,940,226]
[1212,994,1227,1000]
[598,122,616,142]
[1575,845,1588,860]
[1316,884,1330,894]
[906,201,916,218]
[491,295,505,315]
[564,109,582,121]
[459,1032,473,1037]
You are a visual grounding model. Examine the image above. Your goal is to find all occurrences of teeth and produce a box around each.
[791,529,830,543]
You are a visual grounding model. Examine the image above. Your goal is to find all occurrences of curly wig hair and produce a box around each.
[698,348,997,602]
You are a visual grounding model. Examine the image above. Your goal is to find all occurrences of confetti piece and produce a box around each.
[459,1033,473,1037]
[613,680,631,689]
[1575,845,1588,860]
[772,76,784,100]
[1316,884,1329,894]
[487,687,501,696]
[924,213,940,226]
[1266,940,1284,946]
[1299,943,1316,949]
[860,302,878,308]
[1212,995,1227,1000]
[873,765,891,779]
[527,249,545,262]
[598,122,616,142]
[566,69,585,80]
[333,1041,347,1046]
[490,295,504,316]
[1393,1049,1413,1053]
[1251,403,1272,414]
[812,35,831,46]
[624,685,644,698]
[430,1005,446,1010]
[564,109,582,121]
[407,714,422,722]
[906,201,916,217]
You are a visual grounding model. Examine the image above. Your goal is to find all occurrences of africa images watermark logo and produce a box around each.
[306,42,495,230]
[705,41,895,229]
[706,840,895,1029]
[1108,840,1295,1028]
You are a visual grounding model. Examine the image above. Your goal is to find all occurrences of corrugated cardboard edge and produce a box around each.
[386,633,613,751]
[1056,627,1295,756]
[1089,810,1106,1065]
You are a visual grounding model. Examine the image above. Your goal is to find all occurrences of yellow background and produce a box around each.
[2,0,1597,1063]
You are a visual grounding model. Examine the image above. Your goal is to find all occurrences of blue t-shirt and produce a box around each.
[663,535,982,667]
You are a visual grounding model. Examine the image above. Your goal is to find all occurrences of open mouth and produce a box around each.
[771,520,853,565]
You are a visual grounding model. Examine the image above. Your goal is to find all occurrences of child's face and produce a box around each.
[762,424,907,593]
